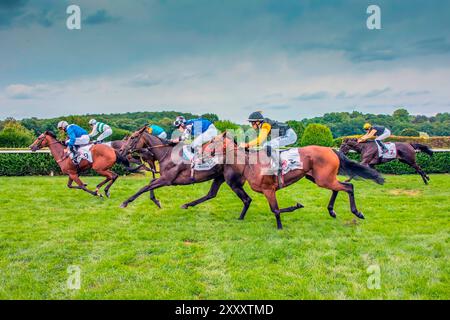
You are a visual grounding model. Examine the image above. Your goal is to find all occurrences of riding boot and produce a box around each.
[376,140,388,153]
[70,146,80,166]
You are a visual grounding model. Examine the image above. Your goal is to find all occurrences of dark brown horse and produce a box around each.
[30,131,119,197]
[119,126,252,217]
[110,139,156,174]
[339,138,432,184]
[203,132,384,229]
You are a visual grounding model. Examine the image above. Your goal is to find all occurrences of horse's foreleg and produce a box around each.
[148,179,161,208]
[120,177,170,208]
[262,189,283,230]
[69,174,98,196]
[181,176,225,209]
[279,202,304,213]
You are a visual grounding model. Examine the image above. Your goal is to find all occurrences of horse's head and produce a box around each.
[339,138,359,154]
[29,131,57,151]
[120,125,149,155]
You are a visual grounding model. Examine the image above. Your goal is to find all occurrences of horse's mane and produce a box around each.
[45,130,57,138]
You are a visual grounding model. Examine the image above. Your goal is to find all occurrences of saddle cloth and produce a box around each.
[377,142,397,159]
[70,144,94,163]
[183,145,218,171]
[279,148,303,175]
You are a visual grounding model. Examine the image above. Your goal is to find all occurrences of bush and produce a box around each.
[286,120,305,146]
[400,128,420,137]
[0,121,36,147]
[300,123,334,147]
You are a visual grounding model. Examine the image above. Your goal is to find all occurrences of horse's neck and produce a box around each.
[47,138,65,161]
[145,134,172,161]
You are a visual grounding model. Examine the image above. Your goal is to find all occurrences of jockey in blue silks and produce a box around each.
[57,121,90,164]
[171,116,218,152]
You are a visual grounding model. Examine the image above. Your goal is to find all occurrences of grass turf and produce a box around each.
[0,174,448,299]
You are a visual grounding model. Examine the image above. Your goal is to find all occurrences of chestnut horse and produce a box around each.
[118,126,252,216]
[203,132,385,229]
[339,138,432,184]
[30,131,119,197]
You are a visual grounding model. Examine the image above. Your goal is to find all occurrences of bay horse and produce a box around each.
[118,126,252,217]
[203,132,385,229]
[30,131,119,197]
[339,138,433,184]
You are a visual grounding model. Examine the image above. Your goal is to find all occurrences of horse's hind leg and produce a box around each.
[340,181,364,219]
[327,191,339,218]
[315,176,364,219]
[262,189,283,230]
[104,172,119,198]
[400,159,429,184]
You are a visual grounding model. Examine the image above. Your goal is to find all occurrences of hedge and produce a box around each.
[0,153,128,176]
[0,150,448,176]
[334,135,450,149]
[345,151,450,174]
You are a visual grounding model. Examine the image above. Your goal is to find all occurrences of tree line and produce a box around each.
[0,108,448,148]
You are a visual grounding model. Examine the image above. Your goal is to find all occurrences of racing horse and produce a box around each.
[118,126,252,218]
[203,132,385,229]
[30,131,119,197]
[339,138,433,184]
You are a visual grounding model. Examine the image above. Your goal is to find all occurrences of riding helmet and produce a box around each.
[247,111,264,122]
[57,121,68,129]
[363,123,372,130]
[89,119,97,126]
[173,116,186,128]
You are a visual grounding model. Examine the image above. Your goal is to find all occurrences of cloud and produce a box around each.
[363,87,391,98]
[5,83,49,99]
[294,91,329,101]
[127,74,163,87]
[84,9,120,25]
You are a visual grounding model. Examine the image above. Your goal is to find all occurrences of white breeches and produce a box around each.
[263,128,298,149]
[96,128,113,141]
[191,125,218,149]
[376,128,391,141]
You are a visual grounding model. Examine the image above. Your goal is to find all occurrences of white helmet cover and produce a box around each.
[89,119,97,125]
[57,121,68,129]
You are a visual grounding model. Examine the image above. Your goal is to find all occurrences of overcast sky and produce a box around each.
[1,0,449,123]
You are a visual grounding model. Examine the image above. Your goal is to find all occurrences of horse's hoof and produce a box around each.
[329,210,337,218]
[356,212,365,219]
[119,202,128,208]
[297,203,304,208]
[181,204,189,209]
[105,191,110,198]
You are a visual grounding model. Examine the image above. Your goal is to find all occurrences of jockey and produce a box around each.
[240,111,297,172]
[358,123,391,153]
[57,121,90,164]
[88,119,113,143]
[171,116,218,158]
[147,124,167,139]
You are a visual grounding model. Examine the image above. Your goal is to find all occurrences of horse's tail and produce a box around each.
[410,143,433,157]
[333,150,385,185]
[114,151,142,173]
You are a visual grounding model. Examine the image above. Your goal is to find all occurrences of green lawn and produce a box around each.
[0,174,449,299]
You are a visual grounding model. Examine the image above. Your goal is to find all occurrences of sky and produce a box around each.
[0,0,449,123]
